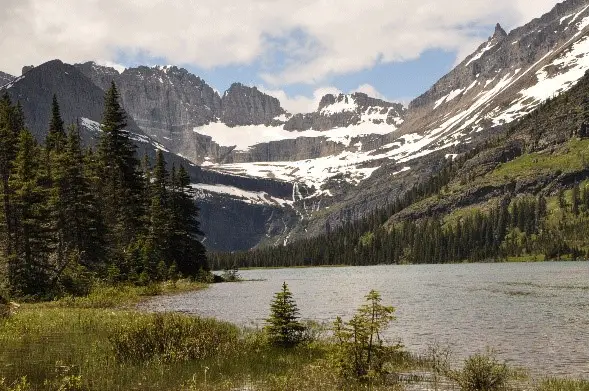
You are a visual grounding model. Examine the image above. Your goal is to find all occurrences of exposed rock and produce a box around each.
[284,92,405,131]
[75,62,222,144]
[0,71,15,86]
[220,83,285,126]
[21,66,35,75]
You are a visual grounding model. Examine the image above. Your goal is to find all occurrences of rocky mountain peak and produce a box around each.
[317,94,338,111]
[1,59,112,142]
[220,83,286,126]
[492,23,507,40]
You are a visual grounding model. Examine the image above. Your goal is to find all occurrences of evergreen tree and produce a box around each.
[97,82,145,262]
[143,150,172,279]
[572,184,580,216]
[9,130,54,297]
[46,94,65,153]
[0,94,21,256]
[169,165,207,277]
[264,282,305,347]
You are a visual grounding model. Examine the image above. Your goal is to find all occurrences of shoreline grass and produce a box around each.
[1,282,588,391]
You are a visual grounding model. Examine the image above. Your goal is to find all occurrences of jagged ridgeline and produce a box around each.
[0,86,207,299]
[210,70,589,268]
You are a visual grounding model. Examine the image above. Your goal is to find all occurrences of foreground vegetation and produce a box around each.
[0,284,421,391]
[1,283,588,391]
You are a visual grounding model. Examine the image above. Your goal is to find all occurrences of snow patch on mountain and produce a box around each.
[320,95,357,114]
[465,40,497,66]
[191,183,293,207]
[193,121,401,151]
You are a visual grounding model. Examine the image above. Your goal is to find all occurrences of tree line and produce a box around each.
[0,83,207,299]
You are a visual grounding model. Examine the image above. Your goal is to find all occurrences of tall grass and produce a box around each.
[0,300,426,391]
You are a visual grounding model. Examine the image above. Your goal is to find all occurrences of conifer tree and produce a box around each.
[572,184,580,216]
[97,82,145,261]
[143,150,172,279]
[46,94,65,153]
[0,94,21,256]
[169,165,207,276]
[9,130,54,297]
[264,282,305,347]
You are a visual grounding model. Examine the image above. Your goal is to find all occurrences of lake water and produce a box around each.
[141,262,589,378]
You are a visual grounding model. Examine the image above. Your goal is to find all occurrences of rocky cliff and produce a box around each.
[0,71,14,87]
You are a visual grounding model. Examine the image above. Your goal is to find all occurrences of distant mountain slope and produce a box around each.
[213,66,589,267]
[0,71,14,86]
[0,60,298,252]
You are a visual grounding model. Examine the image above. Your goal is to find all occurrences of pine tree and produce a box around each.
[57,124,106,278]
[9,130,54,297]
[264,282,305,347]
[572,184,580,216]
[169,165,207,277]
[143,150,172,280]
[97,82,145,261]
[46,94,65,153]
[0,94,21,256]
[332,290,396,381]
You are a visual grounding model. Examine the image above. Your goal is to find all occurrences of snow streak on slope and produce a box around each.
[209,140,419,190]
[80,117,169,152]
[191,183,293,206]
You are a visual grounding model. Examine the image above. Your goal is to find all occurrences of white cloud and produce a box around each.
[353,84,388,100]
[259,86,341,113]
[0,0,561,84]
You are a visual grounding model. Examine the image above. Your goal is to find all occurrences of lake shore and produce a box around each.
[2,280,589,390]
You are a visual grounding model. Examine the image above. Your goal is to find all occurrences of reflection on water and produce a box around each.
[140,261,589,378]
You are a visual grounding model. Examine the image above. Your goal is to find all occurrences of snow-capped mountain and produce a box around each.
[4,0,589,250]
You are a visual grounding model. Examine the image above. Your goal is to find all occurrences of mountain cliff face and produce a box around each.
[0,71,14,86]
[220,83,286,126]
[404,0,589,140]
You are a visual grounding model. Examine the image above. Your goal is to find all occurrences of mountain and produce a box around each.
[0,71,14,86]
[0,60,298,251]
[215,64,589,268]
[4,0,589,252]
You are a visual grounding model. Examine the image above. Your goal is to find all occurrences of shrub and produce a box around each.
[446,351,511,391]
[331,290,398,382]
[264,282,306,347]
[109,313,239,362]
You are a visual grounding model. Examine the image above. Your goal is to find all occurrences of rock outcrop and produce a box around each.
[220,83,286,126]
[285,92,405,131]
[0,71,14,87]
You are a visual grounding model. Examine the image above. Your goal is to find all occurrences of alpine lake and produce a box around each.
[140,261,589,378]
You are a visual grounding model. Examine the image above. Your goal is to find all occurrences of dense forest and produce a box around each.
[0,83,207,299]
[211,74,589,269]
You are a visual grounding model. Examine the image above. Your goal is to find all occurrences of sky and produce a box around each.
[0,0,560,113]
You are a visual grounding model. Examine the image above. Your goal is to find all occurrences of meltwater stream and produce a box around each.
[140,262,589,378]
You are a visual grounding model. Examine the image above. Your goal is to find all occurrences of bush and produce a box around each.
[447,351,511,391]
[109,313,239,362]
[331,290,398,382]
